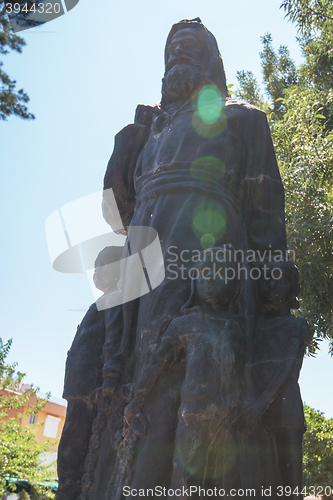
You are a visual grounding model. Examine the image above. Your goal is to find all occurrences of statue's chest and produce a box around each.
[136,110,242,178]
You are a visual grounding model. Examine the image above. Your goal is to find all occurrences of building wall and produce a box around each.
[20,395,66,452]
[1,389,67,453]
[1,386,67,493]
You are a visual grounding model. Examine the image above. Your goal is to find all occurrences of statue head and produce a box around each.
[161,18,229,108]
[181,245,243,316]
[93,245,123,294]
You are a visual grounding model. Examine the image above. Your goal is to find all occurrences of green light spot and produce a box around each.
[198,85,222,123]
[200,233,215,249]
[193,208,226,236]
[190,156,225,183]
[192,109,227,138]
[192,202,227,244]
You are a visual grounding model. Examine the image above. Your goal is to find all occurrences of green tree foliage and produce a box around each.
[235,34,298,119]
[303,404,333,488]
[0,338,55,498]
[19,492,30,500]
[282,0,333,129]
[280,0,333,33]
[235,70,264,110]
[260,34,298,118]
[0,0,37,120]
[235,1,333,352]
[274,88,333,353]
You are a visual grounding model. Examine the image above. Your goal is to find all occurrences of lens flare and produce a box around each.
[190,156,225,183]
[193,202,226,248]
[198,85,223,123]
[200,234,215,249]
[192,85,227,138]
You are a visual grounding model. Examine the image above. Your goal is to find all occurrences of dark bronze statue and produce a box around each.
[56,18,310,500]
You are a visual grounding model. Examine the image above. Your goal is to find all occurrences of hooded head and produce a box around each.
[161,18,229,109]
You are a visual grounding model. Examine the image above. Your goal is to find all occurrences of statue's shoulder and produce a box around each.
[291,315,312,341]
[167,312,199,334]
[168,314,189,330]
[225,98,266,120]
[112,104,156,145]
[114,122,148,141]
[76,302,103,331]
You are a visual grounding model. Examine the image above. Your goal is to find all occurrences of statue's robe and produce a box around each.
[57,302,124,500]
[57,304,105,500]
[103,98,287,495]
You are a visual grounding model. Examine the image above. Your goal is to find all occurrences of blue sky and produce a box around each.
[1,0,332,418]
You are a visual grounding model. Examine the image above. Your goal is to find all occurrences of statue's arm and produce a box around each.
[242,106,287,254]
[124,324,183,424]
[90,304,124,400]
[137,333,182,397]
[254,337,304,414]
[103,105,155,234]
[247,320,310,421]
[101,304,124,380]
